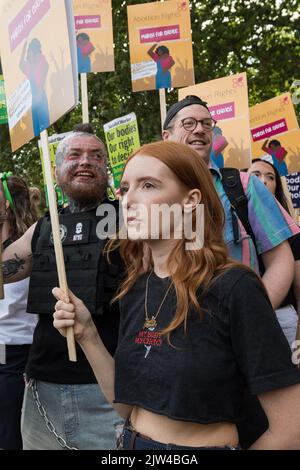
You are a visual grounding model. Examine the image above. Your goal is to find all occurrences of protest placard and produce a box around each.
[73,0,114,73]
[0,0,78,360]
[286,172,300,209]
[0,0,78,151]
[104,113,140,189]
[179,72,251,169]
[250,93,300,176]
[127,0,194,92]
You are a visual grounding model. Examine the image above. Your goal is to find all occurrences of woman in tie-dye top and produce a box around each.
[210,159,299,275]
[248,158,300,348]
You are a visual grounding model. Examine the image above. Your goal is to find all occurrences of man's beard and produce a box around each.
[59,173,108,206]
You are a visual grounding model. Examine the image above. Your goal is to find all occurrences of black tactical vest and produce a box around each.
[26,202,122,316]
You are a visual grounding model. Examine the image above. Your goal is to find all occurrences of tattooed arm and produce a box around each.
[1,223,36,283]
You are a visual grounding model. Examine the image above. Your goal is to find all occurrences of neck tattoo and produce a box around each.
[68,199,100,213]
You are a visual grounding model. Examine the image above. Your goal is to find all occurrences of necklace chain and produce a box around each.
[144,270,173,329]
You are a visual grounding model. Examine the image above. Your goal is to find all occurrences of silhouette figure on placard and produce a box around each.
[76,33,95,73]
[49,48,67,102]
[93,45,114,72]
[226,137,250,169]
[286,146,300,174]
[172,57,195,88]
[262,139,288,176]
[147,43,175,89]
[210,126,228,169]
[19,38,50,137]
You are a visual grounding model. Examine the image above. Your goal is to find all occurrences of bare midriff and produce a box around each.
[130,406,239,448]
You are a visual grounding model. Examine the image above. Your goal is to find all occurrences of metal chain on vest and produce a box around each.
[31,380,78,450]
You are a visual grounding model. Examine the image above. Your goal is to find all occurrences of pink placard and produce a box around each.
[9,0,51,52]
[140,25,180,43]
[251,119,288,142]
[209,102,235,120]
[75,15,101,30]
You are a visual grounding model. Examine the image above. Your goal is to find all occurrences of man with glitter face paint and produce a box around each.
[0,124,124,450]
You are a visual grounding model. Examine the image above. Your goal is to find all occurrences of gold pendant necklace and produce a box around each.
[144,270,173,330]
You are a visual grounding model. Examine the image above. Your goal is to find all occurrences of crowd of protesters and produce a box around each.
[1,97,300,450]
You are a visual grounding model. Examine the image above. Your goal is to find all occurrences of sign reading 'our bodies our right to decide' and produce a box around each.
[286,172,300,209]
[104,113,140,189]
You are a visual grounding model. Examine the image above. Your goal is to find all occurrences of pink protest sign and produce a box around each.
[140,25,180,44]
[9,0,51,52]
[209,102,235,121]
[251,118,288,142]
[75,15,101,30]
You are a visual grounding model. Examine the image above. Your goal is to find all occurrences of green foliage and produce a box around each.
[0,0,299,190]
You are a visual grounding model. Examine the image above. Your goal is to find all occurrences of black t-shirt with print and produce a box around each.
[114,267,300,426]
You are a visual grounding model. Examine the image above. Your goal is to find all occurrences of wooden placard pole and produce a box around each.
[159,0,167,132]
[40,130,77,362]
[159,88,167,132]
[81,73,89,124]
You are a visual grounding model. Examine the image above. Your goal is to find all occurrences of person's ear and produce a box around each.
[162,129,170,141]
[183,189,201,211]
[5,200,9,210]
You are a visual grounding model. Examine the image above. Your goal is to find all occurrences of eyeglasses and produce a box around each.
[181,117,217,132]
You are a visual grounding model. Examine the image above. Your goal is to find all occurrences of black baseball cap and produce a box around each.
[163,95,210,130]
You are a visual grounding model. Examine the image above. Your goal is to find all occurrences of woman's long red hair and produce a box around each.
[109,141,246,337]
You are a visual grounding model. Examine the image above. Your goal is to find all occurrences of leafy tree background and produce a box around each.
[0,0,299,190]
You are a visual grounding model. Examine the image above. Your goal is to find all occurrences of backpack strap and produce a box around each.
[220,168,255,242]
[220,168,264,273]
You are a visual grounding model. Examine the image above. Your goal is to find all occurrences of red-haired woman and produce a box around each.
[53,141,300,450]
